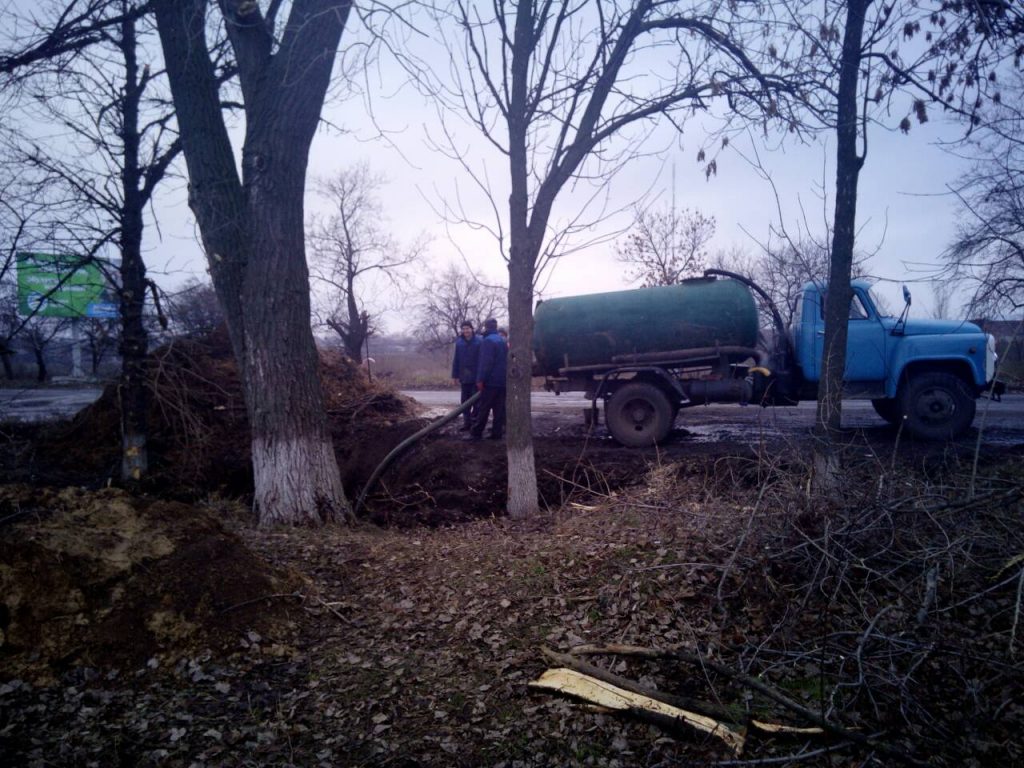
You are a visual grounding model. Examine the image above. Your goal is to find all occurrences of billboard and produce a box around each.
[16,252,119,319]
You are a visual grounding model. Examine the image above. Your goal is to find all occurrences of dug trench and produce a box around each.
[2,332,1022,766]
[0,324,732,525]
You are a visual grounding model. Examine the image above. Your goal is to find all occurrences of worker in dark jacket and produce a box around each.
[471,317,507,440]
[451,321,482,430]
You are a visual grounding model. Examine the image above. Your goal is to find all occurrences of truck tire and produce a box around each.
[897,372,976,440]
[605,382,674,447]
[871,398,900,425]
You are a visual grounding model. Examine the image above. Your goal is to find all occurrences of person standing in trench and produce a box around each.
[451,321,482,431]
[471,317,507,441]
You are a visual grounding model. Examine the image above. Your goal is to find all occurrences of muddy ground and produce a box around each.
[1,335,1023,766]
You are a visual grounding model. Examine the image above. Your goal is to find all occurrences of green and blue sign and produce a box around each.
[16,252,118,319]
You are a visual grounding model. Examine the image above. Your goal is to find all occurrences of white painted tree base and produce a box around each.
[252,435,351,526]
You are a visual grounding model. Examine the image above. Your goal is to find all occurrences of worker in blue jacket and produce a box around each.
[451,321,482,431]
[471,317,507,440]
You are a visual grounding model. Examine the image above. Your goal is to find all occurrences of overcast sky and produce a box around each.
[145,105,971,336]
[13,3,973,333]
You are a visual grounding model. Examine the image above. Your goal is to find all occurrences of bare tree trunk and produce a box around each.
[504,4,540,520]
[814,0,868,492]
[343,273,365,363]
[33,347,46,382]
[506,253,538,520]
[817,0,868,436]
[154,0,352,525]
[241,122,347,524]
[118,13,148,483]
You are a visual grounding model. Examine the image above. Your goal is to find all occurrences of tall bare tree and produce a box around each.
[308,163,422,363]
[0,273,18,380]
[713,238,869,327]
[3,0,182,482]
[415,262,506,351]
[777,0,1024,441]
[22,315,69,382]
[81,317,119,374]
[618,207,716,287]
[151,0,357,525]
[413,0,797,518]
[945,70,1024,317]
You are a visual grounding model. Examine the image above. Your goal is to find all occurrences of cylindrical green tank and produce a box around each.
[532,277,758,375]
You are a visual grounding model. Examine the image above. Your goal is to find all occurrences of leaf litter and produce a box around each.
[1,330,1022,765]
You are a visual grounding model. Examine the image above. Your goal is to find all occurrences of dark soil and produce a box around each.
[1,332,1023,766]
[0,485,301,682]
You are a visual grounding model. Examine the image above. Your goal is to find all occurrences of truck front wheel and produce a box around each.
[605,382,674,447]
[898,372,976,440]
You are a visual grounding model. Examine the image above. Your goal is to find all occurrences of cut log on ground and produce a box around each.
[528,667,746,755]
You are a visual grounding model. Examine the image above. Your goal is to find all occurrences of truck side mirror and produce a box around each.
[893,285,912,336]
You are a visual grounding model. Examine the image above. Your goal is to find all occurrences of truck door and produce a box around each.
[806,289,888,382]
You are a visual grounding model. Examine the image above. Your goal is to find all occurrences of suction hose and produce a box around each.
[354,391,481,516]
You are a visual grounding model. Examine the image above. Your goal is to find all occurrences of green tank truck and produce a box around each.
[533,271,1002,446]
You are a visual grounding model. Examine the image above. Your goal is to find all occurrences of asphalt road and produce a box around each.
[403,389,1024,446]
[0,386,106,423]
[3,386,1021,446]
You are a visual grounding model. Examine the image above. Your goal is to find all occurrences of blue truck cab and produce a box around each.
[791,279,1001,439]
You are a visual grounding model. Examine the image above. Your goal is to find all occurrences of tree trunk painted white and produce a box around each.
[154,0,353,526]
[506,442,538,520]
[505,298,538,520]
[252,434,349,526]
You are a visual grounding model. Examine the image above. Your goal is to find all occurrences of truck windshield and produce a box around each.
[817,291,872,320]
[864,286,893,317]
[849,293,868,319]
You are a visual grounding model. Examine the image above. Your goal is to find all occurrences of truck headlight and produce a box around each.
[986,333,998,382]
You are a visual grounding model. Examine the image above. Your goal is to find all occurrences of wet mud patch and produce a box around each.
[0,485,300,682]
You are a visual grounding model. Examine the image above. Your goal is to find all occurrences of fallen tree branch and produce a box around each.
[542,647,822,737]
[571,644,930,768]
[528,667,746,755]
[541,646,739,724]
[218,592,304,614]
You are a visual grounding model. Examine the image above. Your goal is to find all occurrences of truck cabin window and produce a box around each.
[818,293,870,320]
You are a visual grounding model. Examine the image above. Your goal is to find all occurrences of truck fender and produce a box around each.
[886,358,980,399]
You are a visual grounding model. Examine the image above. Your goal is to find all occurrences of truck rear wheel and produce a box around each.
[605,382,674,447]
[898,372,976,440]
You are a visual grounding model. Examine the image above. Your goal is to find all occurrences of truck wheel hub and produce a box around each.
[626,401,653,427]
[919,388,955,420]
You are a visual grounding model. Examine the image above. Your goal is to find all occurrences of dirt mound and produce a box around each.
[355,426,681,526]
[27,328,415,497]
[0,485,301,682]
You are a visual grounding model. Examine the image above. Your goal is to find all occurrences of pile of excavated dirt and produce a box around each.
[23,328,414,497]
[0,485,301,683]
[6,327,664,525]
